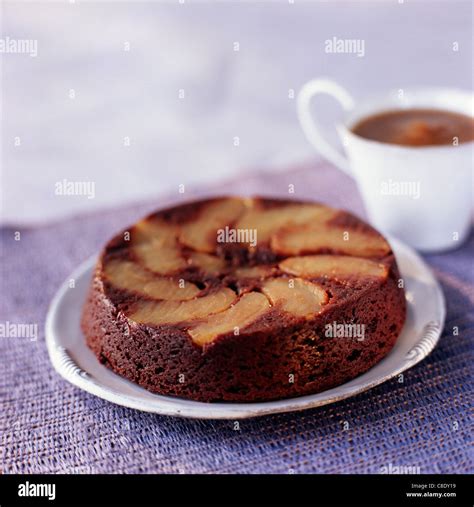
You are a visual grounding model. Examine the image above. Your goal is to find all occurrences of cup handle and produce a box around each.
[297,78,355,176]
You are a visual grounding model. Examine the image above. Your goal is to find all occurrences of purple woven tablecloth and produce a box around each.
[1,162,472,474]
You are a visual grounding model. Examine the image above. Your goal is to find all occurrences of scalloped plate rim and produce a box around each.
[45,235,445,419]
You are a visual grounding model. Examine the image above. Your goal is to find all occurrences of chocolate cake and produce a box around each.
[81,197,406,402]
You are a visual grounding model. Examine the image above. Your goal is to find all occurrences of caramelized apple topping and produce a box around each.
[132,218,178,246]
[232,265,276,279]
[279,255,388,280]
[179,198,247,253]
[235,203,338,243]
[271,224,391,257]
[106,198,393,346]
[132,240,187,275]
[104,259,200,300]
[187,252,227,275]
[127,288,237,326]
[188,292,271,346]
[261,278,328,318]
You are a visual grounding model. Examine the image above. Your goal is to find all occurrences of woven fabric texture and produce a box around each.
[1,162,472,474]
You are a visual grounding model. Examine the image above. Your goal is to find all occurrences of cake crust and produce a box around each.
[81,197,406,402]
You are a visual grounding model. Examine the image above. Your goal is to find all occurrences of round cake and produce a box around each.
[81,197,406,402]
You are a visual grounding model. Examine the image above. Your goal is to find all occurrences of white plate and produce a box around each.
[45,237,445,419]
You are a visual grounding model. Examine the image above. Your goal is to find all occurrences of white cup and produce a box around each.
[297,79,473,252]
